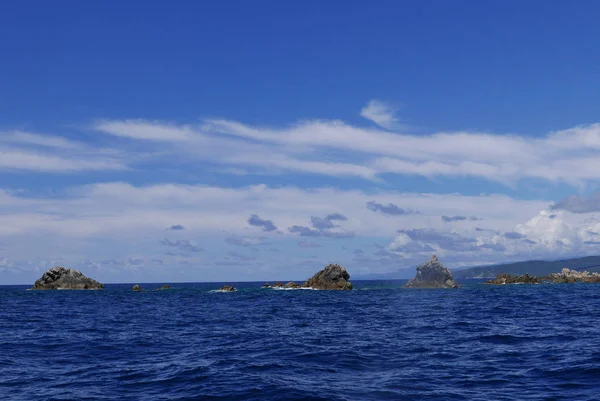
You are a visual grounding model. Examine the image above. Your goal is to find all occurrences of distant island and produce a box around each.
[453,255,600,279]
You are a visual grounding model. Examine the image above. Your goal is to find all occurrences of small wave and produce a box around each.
[271,287,316,291]
[209,289,238,293]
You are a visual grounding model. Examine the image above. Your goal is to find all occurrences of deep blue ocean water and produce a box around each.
[1,280,600,400]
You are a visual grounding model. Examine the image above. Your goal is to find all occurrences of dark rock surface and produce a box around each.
[405,255,458,289]
[218,285,236,292]
[486,273,542,285]
[302,264,353,290]
[32,267,104,290]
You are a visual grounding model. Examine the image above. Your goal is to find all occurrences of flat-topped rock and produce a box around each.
[32,266,104,290]
[405,255,458,288]
[486,273,541,285]
[303,263,353,290]
[217,285,236,292]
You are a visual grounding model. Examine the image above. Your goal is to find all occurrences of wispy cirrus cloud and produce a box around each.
[0,130,128,173]
[82,101,600,187]
[360,99,403,130]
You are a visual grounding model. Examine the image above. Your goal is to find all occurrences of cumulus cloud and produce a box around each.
[227,251,256,261]
[441,215,482,222]
[160,238,203,253]
[247,214,277,232]
[225,235,267,247]
[366,201,418,216]
[503,232,526,239]
[127,257,144,266]
[288,213,355,239]
[310,216,336,230]
[551,193,600,213]
[167,224,186,231]
[325,213,347,221]
[298,240,322,248]
[288,225,321,237]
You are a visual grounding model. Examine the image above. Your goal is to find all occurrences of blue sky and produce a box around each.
[2,1,600,284]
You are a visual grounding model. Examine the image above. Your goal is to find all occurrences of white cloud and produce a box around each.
[0,130,129,173]
[2,131,84,149]
[6,105,600,185]
[2,180,600,281]
[360,99,402,130]
[0,182,549,238]
[93,119,195,141]
[0,150,127,173]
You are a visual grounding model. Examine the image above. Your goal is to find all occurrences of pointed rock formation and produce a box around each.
[303,263,353,290]
[405,255,458,288]
[32,266,104,290]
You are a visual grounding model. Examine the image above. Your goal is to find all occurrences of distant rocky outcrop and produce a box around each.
[32,267,104,290]
[217,285,236,292]
[284,281,300,289]
[486,269,600,285]
[157,284,171,290]
[303,264,353,290]
[547,268,600,283]
[405,255,458,288]
[486,273,542,285]
[132,284,142,291]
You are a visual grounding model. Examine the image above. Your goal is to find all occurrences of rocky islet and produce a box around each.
[32,267,104,290]
[405,255,458,288]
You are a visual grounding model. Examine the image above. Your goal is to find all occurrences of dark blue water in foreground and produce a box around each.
[1,280,600,400]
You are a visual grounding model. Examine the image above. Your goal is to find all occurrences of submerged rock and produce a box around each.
[218,285,236,292]
[132,284,143,291]
[405,255,458,289]
[157,284,171,290]
[486,273,541,285]
[261,282,271,288]
[303,264,353,290]
[32,267,104,290]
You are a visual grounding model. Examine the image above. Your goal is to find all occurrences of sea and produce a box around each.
[1,280,599,400]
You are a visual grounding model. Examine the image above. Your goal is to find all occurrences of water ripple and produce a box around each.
[1,281,600,400]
